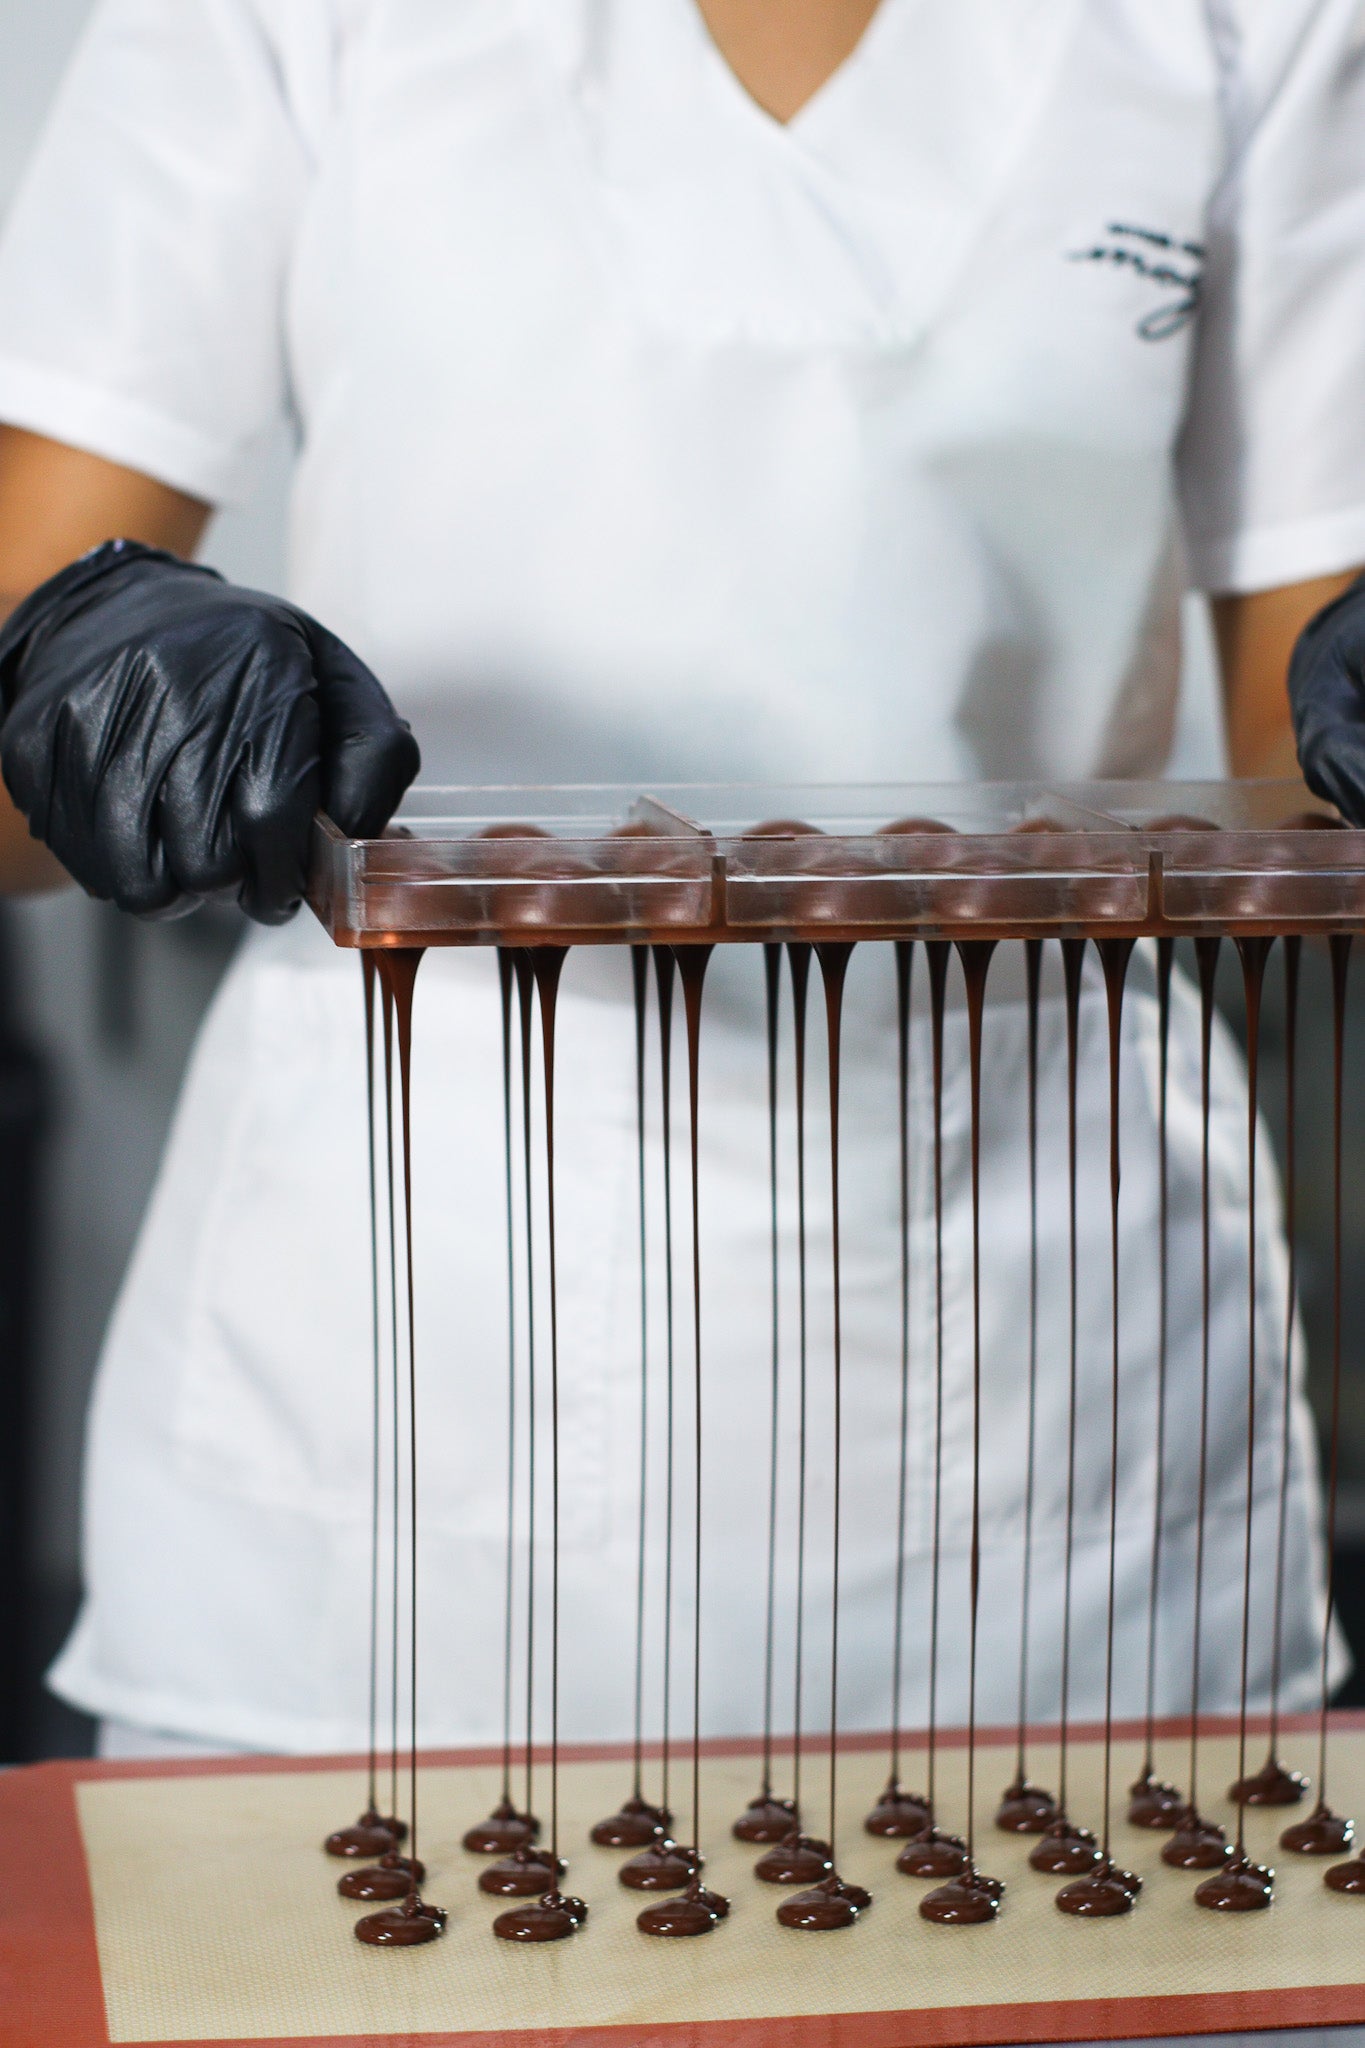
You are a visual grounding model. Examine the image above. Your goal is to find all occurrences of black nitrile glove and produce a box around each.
[1290,571,1365,826]
[0,540,419,922]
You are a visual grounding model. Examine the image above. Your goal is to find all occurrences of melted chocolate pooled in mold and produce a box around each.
[735,1795,800,1845]
[593,1796,672,1850]
[327,1813,406,1859]
[620,1833,703,1891]
[478,1846,566,1897]
[638,1881,731,1937]
[1056,1860,1141,1918]
[866,1782,933,1839]
[1028,1819,1102,1878]
[477,821,553,839]
[879,817,958,835]
[354,1894,448,1947]
[463,1799,539,1856]
[1127,1770,1185,1830]
[1325,1856,1365,1894]
[897,1827,969,1881]
[1278,810,1346,829]
[493,1890,588,1944]
[776,1875,872,1931]
[995,1781,1060,1835]
[1281,1802,1355,1855]
[1231,1759,1308,1808]
[1144,814,1219,831]
[755,1832,836,1886]
[919,1870,1003,1925]
[1194,1854,1274,1912]
[338,1852,425,1902]
[1161,1807,1231,1870]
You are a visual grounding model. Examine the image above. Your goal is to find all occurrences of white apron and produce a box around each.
[0,0,1360,1748]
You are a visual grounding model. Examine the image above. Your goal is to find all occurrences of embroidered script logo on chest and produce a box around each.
[1069,224,1206,341]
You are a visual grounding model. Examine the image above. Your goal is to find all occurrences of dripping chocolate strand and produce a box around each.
[921,941,1003,1926]
[1289,935,1360,1878]
[495,948,587,1943]
[1129,938,1184,1831]
[1195,938,1275,1912]
[326,955,406,1864]
[1235,937,1307,1809]
[777,945,871,1931]
[899,942,967,1883]
[998,939,1058,1836]
[354,950,446,1947]
[593,949,670,1850]
[638,946,731,1937]
[1030,939,1101,1880]
[621,950,699,1895]
[736,945,800,1844]
[481,957,559,1899]
[465,953,538,1856]
[756,944,833,1888]
[1056,940,1139,1918]
[1162,937,1231,1874]
[868,943,931,1841]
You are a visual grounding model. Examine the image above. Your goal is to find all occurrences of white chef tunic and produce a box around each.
[1,0,1364,1754]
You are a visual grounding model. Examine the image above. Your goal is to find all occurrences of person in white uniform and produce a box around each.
[2,0,1365,1769]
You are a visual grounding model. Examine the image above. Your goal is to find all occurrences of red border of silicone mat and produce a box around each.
[5,1716,1365,2048]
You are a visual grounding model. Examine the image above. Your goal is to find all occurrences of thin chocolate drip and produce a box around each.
[1233,937,1307,1810]
[482,957,554,1898]
[1196,938,1274,1913]
[356,950,445,1949]
[1030,940,1100,1880]
[1129,939,1184,1832]
[593,950,671,1851]
[921,942,1003,1928]
[1288,936,1359,1873]
[777,946,871,1933]
[481,958,548,1889]
[899,943,968,1884]
[622,951,698,1893]
[757,945,835,1890]
[1163,938,1231,1874]
[736,945,800,1846]
[1056,940,1139,1918]
[465,954,539,1857]
[495,948,588,1944]
[998,939,1058,1837]
[327,955,406,1863]
[639,946,730,1937]
[868,943,931,1842]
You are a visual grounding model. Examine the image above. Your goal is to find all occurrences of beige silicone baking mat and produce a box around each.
[77,1731,1365,2045]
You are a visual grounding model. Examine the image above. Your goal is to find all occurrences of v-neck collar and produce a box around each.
[683,0,901,140]
[530,0,1085,345]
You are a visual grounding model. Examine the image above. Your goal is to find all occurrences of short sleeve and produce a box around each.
[1179,0,1365,594]
[0,0,320,506]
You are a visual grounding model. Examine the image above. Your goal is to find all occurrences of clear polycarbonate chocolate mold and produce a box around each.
[307,779,1364,948]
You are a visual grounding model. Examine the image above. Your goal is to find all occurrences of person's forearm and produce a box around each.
[1213,572,1362,780]
[0,426,211,894]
